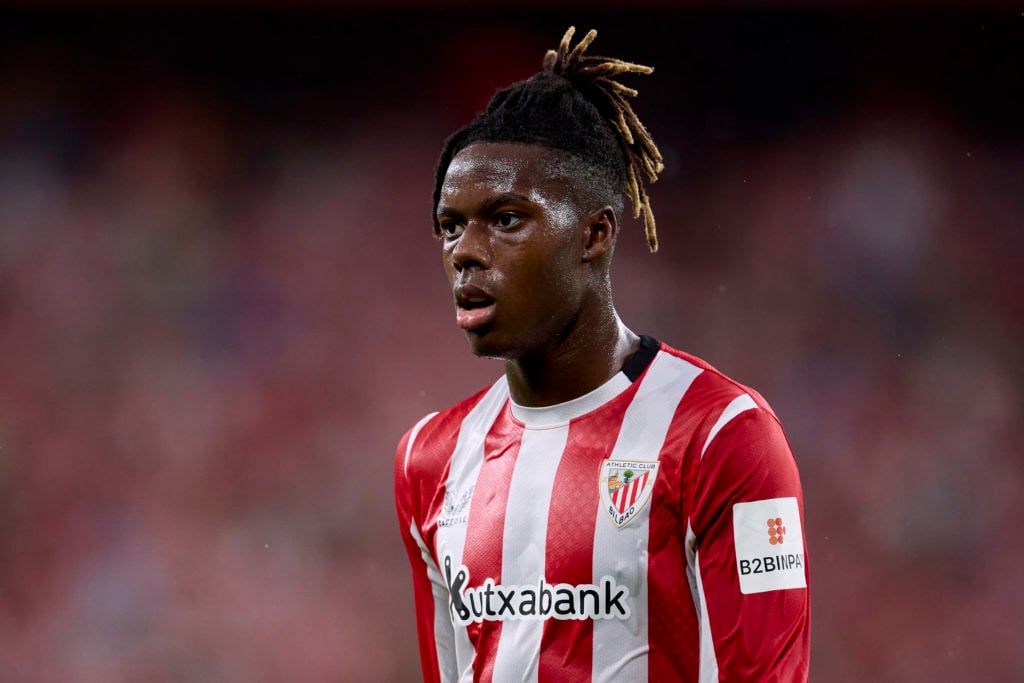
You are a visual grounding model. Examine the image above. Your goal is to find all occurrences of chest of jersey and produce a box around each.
[431,399,691,628]
[421,351,715,680]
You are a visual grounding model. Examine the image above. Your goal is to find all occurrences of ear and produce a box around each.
[581,206,617,263]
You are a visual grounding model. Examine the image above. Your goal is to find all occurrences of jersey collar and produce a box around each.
[508,336,659,429]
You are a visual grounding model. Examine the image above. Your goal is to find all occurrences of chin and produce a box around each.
[465,336,510,360]
[463,328,518,361]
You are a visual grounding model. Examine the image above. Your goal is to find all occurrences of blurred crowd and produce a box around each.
[0,8,1021,682]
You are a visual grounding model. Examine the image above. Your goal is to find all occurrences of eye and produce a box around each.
[495,213,520,229]
[439,220,464,240]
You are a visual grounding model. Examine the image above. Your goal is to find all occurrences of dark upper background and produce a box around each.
[0,4,1021,681]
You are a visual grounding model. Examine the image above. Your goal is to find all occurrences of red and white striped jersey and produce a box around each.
[395,338,810,682]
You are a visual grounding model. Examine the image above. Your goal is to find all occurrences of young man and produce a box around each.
[395,27,810,682]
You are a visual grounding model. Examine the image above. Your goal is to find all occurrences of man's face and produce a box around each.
[436,142,591,360]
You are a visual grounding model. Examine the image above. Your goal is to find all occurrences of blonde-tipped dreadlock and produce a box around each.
[543,27,664,251]
[433,26,666,252]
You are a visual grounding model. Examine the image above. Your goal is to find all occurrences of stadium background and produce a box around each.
[0,2,1021,681]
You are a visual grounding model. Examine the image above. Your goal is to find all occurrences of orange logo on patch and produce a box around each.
[767,517,786,545]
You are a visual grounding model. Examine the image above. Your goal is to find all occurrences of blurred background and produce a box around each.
[0,2,1021,681]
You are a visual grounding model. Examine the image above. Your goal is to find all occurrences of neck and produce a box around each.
[504,310,639,408]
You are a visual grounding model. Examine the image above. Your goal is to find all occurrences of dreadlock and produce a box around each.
[432,26,665,252]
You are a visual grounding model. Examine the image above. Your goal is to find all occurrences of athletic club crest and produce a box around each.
[599,459,660,528]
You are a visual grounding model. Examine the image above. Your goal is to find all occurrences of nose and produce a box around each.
[449,220,491,273]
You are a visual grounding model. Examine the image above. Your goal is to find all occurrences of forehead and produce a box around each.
[440,143,573,206]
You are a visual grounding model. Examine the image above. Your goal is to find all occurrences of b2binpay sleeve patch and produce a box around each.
[732,497,807,594]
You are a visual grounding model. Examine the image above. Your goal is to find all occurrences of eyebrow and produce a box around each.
[436,192,533,219]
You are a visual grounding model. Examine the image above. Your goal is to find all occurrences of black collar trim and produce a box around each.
[622,335,660,382]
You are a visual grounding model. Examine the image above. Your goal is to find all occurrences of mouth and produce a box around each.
[455,290,497,331]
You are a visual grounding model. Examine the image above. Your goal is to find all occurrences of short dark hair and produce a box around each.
[432,27,665,252]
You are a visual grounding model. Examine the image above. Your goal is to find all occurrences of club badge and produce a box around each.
[599,459,660,528]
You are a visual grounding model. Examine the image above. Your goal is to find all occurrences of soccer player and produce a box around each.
[395,27,810,682]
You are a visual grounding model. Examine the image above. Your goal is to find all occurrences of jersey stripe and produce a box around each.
[433,377,510,682]
[407,517,457,680]
[691,537,719,683]
[648,365,734,682]
[684,387,757,679]
[537,387,642,680]
[591,351,703,682]
[691,390,756,681]
[404,412,440,476]
[490,424,571,681]
[461,408,523,681]
[401,412,446,676]
[700,393,757,458]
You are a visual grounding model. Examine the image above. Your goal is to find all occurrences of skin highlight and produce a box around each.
[438,142,639,407]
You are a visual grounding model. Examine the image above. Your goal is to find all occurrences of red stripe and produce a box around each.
[689,397,809,681]
[396,391,487,683]
[538,403,631,682]
[461,403,522,683]
[417,392,491,551]
[395,429,444,683]
[630,472,648,507]
[647,367,741,681]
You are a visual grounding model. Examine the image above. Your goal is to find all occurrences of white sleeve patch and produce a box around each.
[732,497,806,594]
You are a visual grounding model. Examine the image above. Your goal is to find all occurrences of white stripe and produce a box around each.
[684,520,720,682]
[491,425,571,682]
[410,517,458,680]
[700,393,757,459]
[693,548,720,683]
[684,521,700,607]
[592,352,703,682]
[433,377,510,682]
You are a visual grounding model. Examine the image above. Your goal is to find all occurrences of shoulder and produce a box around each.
[395,377,509,481]
[652,341,789,460]
[655,341,779,418]
[655,345,804,526]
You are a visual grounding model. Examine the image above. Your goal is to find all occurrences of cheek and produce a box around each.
[521,243,584,304]
[442,248,454,276]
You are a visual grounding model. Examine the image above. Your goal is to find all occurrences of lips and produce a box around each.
[454,284,497,331]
